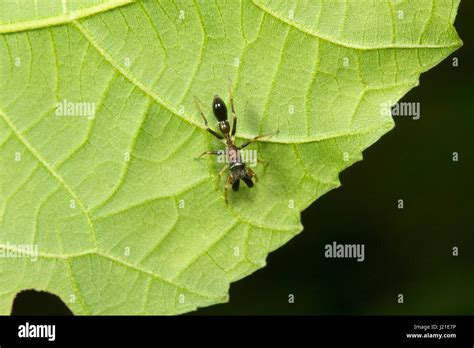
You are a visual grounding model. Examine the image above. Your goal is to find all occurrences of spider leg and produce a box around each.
[215,164,229,189]
[195,150,221,159]
[238,131,279,149]
[223,174,233,205]
[247,167,258,183]
[194,96,224,140]
[228,80,237,139]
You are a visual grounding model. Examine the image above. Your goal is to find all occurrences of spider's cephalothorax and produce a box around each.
[195,84,274,203]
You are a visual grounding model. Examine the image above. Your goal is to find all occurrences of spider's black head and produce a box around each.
[212,95,228,122]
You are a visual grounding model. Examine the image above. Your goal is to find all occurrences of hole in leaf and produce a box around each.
[11,290,73,315]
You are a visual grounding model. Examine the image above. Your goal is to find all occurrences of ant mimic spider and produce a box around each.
[195,83,276,204]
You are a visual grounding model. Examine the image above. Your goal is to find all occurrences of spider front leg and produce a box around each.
[228,81,237,140]
[194,97,224,140]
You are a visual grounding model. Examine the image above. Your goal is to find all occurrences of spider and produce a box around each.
[195,83,276,203]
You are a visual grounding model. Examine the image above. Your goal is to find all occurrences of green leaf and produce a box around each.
[0,0,462,314]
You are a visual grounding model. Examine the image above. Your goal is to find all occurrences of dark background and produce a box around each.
[12,1,473,316]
